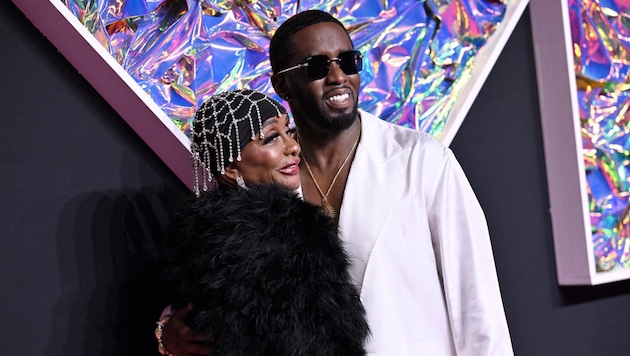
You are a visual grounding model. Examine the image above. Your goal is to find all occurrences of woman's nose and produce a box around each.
[285,136,300,156]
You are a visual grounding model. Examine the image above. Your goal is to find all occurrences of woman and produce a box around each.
[156,89,369,355]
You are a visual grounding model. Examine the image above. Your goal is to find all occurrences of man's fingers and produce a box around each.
[172,303,193,319]
[164,304,214,355]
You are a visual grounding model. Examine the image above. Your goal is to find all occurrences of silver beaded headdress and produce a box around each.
[191,88,287,196]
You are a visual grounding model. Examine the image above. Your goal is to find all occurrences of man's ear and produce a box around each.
[271,74,288,101]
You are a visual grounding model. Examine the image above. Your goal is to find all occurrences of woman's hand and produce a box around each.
[162,303,214,355]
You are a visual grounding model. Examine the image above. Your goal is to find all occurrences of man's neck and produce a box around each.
[296,114,361,169]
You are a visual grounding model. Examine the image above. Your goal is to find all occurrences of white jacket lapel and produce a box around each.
[338,111,409,289]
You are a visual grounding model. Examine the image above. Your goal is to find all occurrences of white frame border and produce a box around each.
[530,0,630,285]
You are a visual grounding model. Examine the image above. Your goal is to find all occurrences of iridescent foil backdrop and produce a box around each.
[569,0,630,272]
[62,0,509,137]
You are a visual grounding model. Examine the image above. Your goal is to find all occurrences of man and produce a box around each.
[159,9,512,355]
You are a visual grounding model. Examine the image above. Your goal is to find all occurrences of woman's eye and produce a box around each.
[287,127,298,135]
[263,133,280,144]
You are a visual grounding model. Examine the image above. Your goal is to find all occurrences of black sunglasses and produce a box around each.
[277,50,363,80]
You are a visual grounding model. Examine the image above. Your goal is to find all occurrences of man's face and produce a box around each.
[279,22,361,133]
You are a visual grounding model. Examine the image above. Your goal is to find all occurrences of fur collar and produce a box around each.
[163,184,369,355]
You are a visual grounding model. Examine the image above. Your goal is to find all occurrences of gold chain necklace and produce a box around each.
[299,119,361,218]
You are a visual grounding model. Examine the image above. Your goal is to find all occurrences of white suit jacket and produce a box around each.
[338,110,513,355]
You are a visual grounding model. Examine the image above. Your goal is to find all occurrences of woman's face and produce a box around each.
[231,114,301,190]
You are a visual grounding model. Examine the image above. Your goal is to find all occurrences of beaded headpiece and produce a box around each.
[191,89,287,196]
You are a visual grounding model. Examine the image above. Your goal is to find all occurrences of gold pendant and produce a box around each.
[321,198,336,218]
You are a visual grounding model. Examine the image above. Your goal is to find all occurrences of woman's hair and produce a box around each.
[269,10,351,74]
[191,89,286,193]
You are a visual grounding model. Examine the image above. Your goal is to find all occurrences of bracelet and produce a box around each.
[154,314,175,356]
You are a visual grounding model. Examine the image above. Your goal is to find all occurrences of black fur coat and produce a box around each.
[163,184,369,355]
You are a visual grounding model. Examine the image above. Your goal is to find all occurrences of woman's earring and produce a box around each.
[236,176,247,189]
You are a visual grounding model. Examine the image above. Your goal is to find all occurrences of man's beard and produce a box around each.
[314,106,357,132]
[295,91,358,133]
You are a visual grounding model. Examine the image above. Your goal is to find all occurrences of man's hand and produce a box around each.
[162,303,214,356]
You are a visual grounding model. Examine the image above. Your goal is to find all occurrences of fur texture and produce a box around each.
[163,184,369,356]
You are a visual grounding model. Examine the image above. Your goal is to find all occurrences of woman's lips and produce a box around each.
[279,160,300,175]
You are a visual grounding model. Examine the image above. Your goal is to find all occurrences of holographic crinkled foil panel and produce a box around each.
[569,0,630,272]
[62,0,509,138]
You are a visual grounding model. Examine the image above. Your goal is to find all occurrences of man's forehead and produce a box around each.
[289,22,353,57]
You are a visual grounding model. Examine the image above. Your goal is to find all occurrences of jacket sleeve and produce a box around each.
[426,148,514,356]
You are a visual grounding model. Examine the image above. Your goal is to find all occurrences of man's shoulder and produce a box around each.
[359,109,446,153]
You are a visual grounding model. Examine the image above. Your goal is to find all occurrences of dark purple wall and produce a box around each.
[2,2,630,354]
